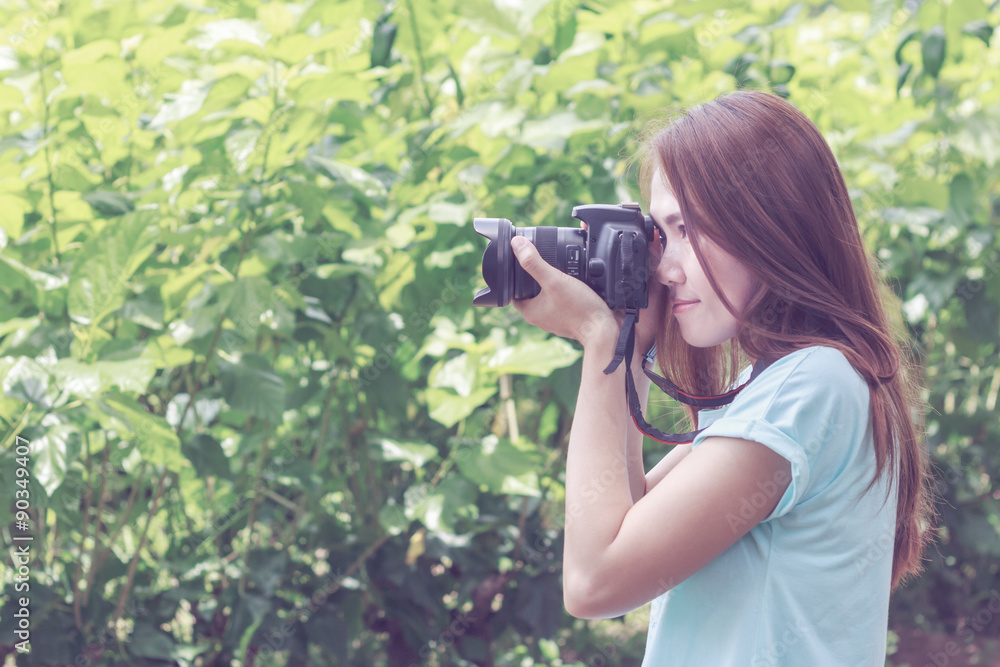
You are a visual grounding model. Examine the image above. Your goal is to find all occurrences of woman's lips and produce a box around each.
[672,300,699,313]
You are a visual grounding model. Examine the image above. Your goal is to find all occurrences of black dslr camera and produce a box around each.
[472,202,656,309]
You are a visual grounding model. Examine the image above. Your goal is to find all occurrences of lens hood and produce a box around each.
[473,217,514,306]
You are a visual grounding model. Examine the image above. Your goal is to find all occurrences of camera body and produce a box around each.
[473,202,655,310]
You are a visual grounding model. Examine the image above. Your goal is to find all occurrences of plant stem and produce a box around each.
[404,0,433,115]
[36,54,60,262]
[112,470,169,627]
[88,461,145,597]
[281,384,335,545]
[238,422,266,595]
[73,432,95,629]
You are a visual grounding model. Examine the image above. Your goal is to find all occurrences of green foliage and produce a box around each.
[0,0,998,665]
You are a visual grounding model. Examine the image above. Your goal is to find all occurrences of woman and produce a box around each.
[509,90,934,665]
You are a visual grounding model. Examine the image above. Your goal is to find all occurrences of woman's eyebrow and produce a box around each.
[651,211,683,229]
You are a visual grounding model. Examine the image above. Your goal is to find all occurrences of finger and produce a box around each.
[511,236,558,285]
[648,229,664,266]
[650,228,663,254]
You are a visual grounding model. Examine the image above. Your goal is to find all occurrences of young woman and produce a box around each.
[509,90,935,665]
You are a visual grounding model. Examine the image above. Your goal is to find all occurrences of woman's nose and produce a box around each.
[655,245,684,286]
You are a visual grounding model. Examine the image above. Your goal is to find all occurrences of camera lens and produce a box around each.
[473,218,587,307]
[473,218,523,306]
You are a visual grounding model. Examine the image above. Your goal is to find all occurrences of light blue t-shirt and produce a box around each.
[641,346,897,667]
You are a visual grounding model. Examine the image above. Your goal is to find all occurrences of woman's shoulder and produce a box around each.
[761,345,869,404]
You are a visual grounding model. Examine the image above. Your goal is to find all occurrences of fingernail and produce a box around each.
[511,236,527,251]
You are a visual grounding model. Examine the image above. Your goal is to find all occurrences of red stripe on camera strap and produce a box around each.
[603,306,771,445]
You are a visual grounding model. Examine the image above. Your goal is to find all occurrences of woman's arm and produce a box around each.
[509,238,790,621]
[644,443,692,491]
[562,338,790,619]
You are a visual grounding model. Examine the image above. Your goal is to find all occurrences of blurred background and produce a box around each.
[0,0,998,665]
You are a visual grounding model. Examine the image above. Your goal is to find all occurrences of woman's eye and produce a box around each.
[678,225,687,239]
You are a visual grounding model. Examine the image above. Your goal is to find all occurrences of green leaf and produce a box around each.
[182,434,232,479]
[946,173,976,227]
[304,613,348,662]
[1,357,52,408]
[553,13,577,58]
[962,285,1000,344]
[247,548,287,596]
[906,271,960,311]
[895,28,920,65]
[131,624,176,661]
[921,25,946,78]
[518,112,608,151]
[510,572,563,639]
[148,79,210,130]
[121,290,165,330]
[404,476,478,532]
[484,337,582,376]
[768,59,795,85]
[0,253,68,292]
[82,191,134,217]
[0,193,30,240]
[378,502,410,536]
[430,353,478,396]
[303,156,387,200]
[881,206,944,234]
[33,422,79,496]
[99,392,186,473]
[50,357,158,398]
[954,514,1000,557]
[218,353,287,423]
[222,276,274,334]
[961,19,993,47]
[371,22,396,68]
[426,386,497,428]
[454,436,542,497]
[227,593,269,653]
[896,62,913,95]
[68,210,158,326]
[371,438,439,467]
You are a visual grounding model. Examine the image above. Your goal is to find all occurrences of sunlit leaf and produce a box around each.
[483,337,582,376]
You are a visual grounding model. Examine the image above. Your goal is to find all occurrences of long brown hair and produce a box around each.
[637,90,934,590]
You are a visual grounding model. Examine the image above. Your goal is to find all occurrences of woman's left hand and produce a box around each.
[510,236,618,348]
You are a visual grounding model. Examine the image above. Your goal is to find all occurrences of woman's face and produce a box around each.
[649,171,756,348]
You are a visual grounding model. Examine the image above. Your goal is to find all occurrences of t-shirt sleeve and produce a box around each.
[691,347,870,522]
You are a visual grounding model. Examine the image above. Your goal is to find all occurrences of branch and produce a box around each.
[281,386,334,545]
[88,462,146,598]
[36,54,59,262]
[403,0,433,115]
[73,432,94,629]
[112,470,170,627]
[321,533,392,603]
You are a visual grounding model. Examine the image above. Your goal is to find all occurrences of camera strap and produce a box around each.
[600,231,772,443]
